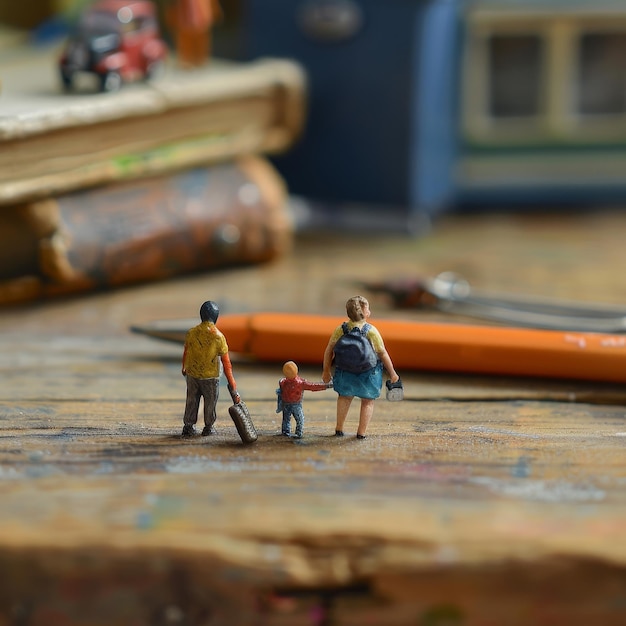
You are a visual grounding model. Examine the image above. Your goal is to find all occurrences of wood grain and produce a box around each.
[0,212,625,624]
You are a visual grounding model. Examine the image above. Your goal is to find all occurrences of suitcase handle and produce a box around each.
[228,383,241,404]
[385,377,404,402]
[386,378,403,391]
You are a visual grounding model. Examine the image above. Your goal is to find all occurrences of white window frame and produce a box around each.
[462,8,626,145]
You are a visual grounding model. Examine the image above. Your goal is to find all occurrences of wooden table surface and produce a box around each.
[0,211,625,625]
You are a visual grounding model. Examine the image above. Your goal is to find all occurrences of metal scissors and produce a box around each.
[362,271,626,333]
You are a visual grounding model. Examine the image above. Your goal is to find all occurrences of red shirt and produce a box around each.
[279,376,327,403]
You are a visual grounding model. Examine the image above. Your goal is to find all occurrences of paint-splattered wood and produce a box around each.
[0,212,625,624]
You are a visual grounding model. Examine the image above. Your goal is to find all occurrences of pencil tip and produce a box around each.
[128,322,188,344]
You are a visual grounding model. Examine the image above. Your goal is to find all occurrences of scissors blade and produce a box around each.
[362,272,626,333]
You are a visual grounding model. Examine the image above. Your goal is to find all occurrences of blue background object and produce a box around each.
[241,0,626,218]
[242,0,460,218]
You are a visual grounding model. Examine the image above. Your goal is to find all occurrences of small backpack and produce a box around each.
[275,386,283,413]
[333,322,378,373]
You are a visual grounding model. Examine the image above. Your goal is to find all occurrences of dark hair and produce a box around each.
[200,301,219,323]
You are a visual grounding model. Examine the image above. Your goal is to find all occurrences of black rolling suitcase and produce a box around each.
[228,385,258,444]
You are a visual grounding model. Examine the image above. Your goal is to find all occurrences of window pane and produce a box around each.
[488,34,543,118]
[578,33,626,115]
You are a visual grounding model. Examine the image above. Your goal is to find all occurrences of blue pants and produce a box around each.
[282,402,305,438]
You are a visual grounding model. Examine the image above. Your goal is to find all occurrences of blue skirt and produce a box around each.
[333,362,383,399]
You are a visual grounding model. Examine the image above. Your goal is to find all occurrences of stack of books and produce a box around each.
[0,46,306,304]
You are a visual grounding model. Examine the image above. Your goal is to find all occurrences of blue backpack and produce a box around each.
[333,322,378,373]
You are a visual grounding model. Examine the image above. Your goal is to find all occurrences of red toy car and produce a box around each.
[59,0,168,92]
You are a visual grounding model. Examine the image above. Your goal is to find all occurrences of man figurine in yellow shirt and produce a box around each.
[181,300,240,437]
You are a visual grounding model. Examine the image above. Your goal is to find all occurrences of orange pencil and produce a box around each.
[131,313,626,384]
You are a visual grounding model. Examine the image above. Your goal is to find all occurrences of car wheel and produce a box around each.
[146,59,165,82]
[101,71,122,92]
[60,69,73,91]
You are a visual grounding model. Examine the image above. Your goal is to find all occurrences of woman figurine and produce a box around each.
[322,295,400,439]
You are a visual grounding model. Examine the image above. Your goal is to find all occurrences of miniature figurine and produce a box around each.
[277,361,330,439]
[59,0,168,92]
[181,300,240,437]
[322,295,400,439]
[167,0,223,68]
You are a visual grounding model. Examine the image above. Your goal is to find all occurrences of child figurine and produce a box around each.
[277,361,330,439]
[181,300,240,437]
[322,295,400,439]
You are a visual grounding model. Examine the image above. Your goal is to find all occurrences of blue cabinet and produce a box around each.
[243,0,626,215]
[242,0,461,217]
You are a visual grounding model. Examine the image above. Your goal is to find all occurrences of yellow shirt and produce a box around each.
[329,321,385,353]
[183,322,228,378]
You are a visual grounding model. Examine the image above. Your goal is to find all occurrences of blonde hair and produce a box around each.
[346,295,368,322]
[282,361,298,378]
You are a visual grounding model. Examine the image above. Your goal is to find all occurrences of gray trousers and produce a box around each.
[183,376,219,428]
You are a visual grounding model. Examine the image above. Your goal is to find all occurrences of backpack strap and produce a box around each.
[342,322,371,335]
